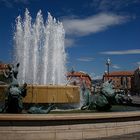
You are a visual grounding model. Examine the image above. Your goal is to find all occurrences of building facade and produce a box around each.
[133,67,140,95]
[0,63,8,74]
[0,63,8,84]
[103,71,134,92]
[67,71,92,88]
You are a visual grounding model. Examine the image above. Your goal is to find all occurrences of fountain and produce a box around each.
[0,9,79,112]
[0,9,137,110]
[12,9,80,105]
[0,9,140,140]
[14,9,67,85]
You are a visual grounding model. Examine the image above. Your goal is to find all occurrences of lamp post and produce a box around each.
[106,58,111,79]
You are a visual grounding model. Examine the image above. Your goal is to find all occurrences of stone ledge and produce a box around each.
[0,111,140,121]
[0,120,140,139]
[0,112,140,139]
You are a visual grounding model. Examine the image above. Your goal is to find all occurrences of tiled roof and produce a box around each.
[105,71,134,76]
[67,71,87,76]
[67,71,92,80]
[0,64,8,70]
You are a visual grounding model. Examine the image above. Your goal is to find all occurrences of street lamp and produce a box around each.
[106,58,111,79]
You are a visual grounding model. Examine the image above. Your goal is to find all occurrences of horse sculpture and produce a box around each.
[81,80,118,111]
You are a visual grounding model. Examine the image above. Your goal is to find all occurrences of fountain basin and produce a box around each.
[0,112,140,140]
[0,85,80,103]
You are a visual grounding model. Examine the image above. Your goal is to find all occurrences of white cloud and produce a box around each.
[77,57,95,62]
[100,49,140,55]
[90,0,140,12]
[90,72,102,80]
[112,64,120,69]
[14,0,29,4]
[136,62,140,66]
[65,38,75,47]
[94,75,102,80]
[2,0,13,7]
[63,13,128,36]
[2,0,30,7]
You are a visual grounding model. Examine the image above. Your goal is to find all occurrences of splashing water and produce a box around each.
[14,9,67,85]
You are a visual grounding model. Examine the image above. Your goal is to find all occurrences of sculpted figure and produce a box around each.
[81,79,132,111]
[6,82,27,113]
[1,63,27,113]
[81,80,114,111]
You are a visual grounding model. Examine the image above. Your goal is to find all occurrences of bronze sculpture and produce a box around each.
[81,79,132,111]
[1,63,27,113]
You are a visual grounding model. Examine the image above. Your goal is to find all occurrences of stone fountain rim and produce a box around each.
[0,84,79,88]
[0,111,140,121]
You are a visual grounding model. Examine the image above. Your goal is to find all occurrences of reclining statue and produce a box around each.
[28,103,55,114]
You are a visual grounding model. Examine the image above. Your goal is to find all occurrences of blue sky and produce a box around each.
[0,0,140,79]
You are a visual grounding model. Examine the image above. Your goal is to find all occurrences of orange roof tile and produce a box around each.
[67,71,92,81]
[104,71,134,76]
[0,64,8,70]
